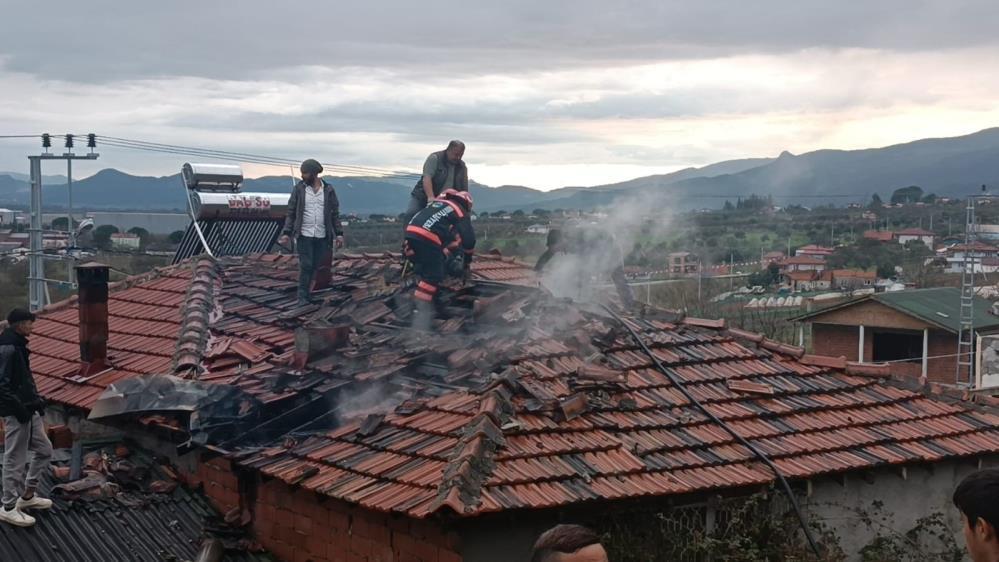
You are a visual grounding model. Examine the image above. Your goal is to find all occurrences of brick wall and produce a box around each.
[812,323,869,362]
[811,323,960,384]
[192,456,462,562]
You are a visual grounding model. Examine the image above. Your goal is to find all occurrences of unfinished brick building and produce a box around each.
[13,253,999,561]
[796,287,999,385]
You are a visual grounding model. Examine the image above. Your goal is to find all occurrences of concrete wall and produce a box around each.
[805,456,999,561]
[458,456,998,562]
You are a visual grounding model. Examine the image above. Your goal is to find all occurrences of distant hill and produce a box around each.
[2,127,998,213]
[513,127,999,211]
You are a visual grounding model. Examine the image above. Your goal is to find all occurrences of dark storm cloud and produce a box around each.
[3,0,998,82]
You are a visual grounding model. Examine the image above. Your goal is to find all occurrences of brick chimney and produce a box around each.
[77,262,110,377]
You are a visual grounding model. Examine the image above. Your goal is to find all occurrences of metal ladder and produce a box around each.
[956,197,976,386]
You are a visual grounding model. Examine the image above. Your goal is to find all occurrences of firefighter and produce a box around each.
[534,221,635,307]
[404,189,476,324]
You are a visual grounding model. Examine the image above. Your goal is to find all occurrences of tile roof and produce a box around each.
[863,230,895,242]
[26,251,999,521]
[235,298,999,518]
[895,228,935,236]
[28,252,539,411]
[782,256,826,265]
[830,269,876,280]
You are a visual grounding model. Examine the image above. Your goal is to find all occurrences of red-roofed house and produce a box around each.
[895,228,935,247]
[12,252,999,561]
[831,269,877,290]
[794,244,834,259]
[762,251,785,264]
[780,255,826,273]
[943,241,999,273]
[863,230,894,242]
[783,270,832,292]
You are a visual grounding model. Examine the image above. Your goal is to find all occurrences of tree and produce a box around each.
[51,217,71,231]
[533,209,550,218]
[478,211,490,218]
[723,200,735,212]
[747,263,780,288]
[922,193,937,204]
[890,185,924,204]
[869,193,883,209]
[127,227,150,250]
[92,225,119,249]
[168,230,185,244]
[511,210,525,218]
[876,263,897,279]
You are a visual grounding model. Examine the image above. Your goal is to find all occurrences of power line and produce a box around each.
[94,137,412,177]
[92,135,421,180]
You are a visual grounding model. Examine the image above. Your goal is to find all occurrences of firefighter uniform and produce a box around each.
[404,192,476,307]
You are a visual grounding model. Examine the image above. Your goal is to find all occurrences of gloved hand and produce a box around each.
[14,405,31,423]
[27,398,47,416]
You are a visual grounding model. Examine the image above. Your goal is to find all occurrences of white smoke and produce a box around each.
[539,192,677,305]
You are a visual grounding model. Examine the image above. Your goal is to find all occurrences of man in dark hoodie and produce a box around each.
[0,308,53,528]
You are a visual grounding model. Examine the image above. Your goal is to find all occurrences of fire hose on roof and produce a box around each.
[600,304,823,558]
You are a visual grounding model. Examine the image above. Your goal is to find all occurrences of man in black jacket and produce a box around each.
[0,308,53,528]
[403,141,468,224]
[278,159,345,305]
[404,189,476,326]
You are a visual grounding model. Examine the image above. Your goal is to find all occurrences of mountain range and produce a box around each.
[2,128,999,214]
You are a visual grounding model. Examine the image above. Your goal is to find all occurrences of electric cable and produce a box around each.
[600,303,824,558]
[93,135,421,179]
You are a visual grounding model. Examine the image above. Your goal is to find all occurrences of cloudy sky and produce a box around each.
[2,1,999,190]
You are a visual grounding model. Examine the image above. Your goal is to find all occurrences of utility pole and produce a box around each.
[27,133,99,311]
[729,252,734,290]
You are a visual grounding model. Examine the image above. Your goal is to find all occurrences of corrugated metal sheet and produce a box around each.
[0,472,272,562]
[173,219,283,264]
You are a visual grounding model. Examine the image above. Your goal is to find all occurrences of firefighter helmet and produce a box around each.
[442,189,473,210]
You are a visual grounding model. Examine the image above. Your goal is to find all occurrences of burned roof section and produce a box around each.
[238,302,999,518]
[24,250,999,522]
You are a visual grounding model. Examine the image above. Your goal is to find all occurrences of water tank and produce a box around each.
[190,191,290,220]
[182,163,244,191]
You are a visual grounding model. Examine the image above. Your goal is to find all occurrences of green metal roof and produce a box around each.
[797,287,999,333]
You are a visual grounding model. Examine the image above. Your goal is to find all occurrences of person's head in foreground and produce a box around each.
[531,524,608,562]
[953,468,999,562]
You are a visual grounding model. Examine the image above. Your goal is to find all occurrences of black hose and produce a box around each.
[600,304,823,558]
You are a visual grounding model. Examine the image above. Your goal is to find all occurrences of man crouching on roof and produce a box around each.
[404,189,476,327]
[278,159,345,306]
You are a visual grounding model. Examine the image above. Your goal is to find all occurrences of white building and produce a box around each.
[895,228,935,247]
[525,224,550,234]
[0,208,17,225]
[110,232,141,250]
